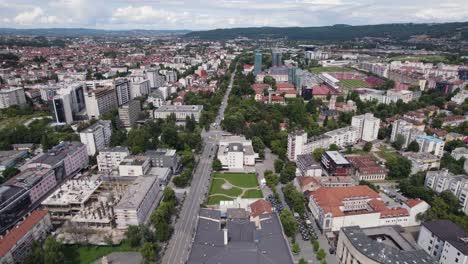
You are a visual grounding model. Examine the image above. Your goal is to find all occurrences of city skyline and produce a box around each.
[0,0,467,30]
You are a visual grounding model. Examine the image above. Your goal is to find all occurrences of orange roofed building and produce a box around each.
[308,186,429,232]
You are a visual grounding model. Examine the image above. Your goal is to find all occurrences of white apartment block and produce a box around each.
[115,79,131,106]
[79,120,112,156]
[402,152,440,174]
[415,135,445,157]
[146,69,164,88]
[165,71,177,83]
[451,90,468,105]
[115,176,162,229]
[425,170,468,215]
[351,113,380,142]
[154,105,203,122]
[118,156,151,177]
[391,119,425,148]
[97,147,130,173]
[130,79,150,99]
[84,87,118,119]
[0,87,27,109]
[324,126,359,148]
[418,220,468,264]
[217,136,259,169]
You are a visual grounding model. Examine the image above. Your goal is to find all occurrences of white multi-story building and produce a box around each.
[417,220,468,264]
[114,176,162,229]
[146,69,164,88]
[147,90,165,108]
[165,70,177,83]
[425,170,468,215]
[217,136,259,169]
[0,87,27,109]
[391,119,425,149]
[79,120,112,156]
[415,135,445,157]
[324,126,359,148]
[308,186,429,232]
[451,90,468,105]
[97,147,130,173]
[118,156,151,177]
[118,100,141,127]
[402,152,440,174]
[351,113,380,142]
[452,147,468,161]
[130,79,150,99]
[84,87,118,119]
[154,105,203,122]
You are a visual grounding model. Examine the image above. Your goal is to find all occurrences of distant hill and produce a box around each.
[0,28,191,37]
[185,22,468,41]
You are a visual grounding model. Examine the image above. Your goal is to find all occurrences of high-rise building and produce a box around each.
[97,146,130,173]
[351,113,381,142]
[84,87,118,119]
[79,120,112,156]
[165,71,177,83]
[0,87,27,109]
[118,99,141,127]
[115,79,131,106]
[52,94,73,124]
[271,49,282,67]
[254,51,262,75]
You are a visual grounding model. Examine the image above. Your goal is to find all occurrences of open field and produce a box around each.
[0,112,49,130]
[376,146,399,162]
[62,243,137,264]
[389,55,449,63]
[207,172,263,205]
[309,66,353,74]
[338,79,369,88]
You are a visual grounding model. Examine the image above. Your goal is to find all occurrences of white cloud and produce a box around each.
[111,5,183,24]
[13,7,60,25]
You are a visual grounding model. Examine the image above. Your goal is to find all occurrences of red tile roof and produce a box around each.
[276,82,295,89]
[0,210,49,257]
[405,198,424,208]
[296,176,319,188]
[250,199,273,217]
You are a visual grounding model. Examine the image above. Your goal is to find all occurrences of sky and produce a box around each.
[0,0,467,30]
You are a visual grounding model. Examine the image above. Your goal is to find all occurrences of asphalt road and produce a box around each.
[161,63,236,264]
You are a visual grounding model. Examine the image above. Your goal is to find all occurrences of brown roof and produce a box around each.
[296,176,319,187]
[346,155,387,176]
[405,198,424,208]
[310,186,380,217]
[0,210,49,257]
[250,199,273,218]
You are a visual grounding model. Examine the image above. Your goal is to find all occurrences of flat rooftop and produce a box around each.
[188,209,293,264]
[42,179,101,206]
[119,156,149,166]
[115,176,160,210]
[155,105,203,112]
[325,151,349,165]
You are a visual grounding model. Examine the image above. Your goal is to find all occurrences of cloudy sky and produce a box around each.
[1,0,467,30]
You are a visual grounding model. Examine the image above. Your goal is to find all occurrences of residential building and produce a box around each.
[451,90,468,105]
[403,152,441,174]
[115,176,162,229]
[0,210,52,264]
[296,154,322,177]
[84,87,118,119]
[6,168,57,204]
[346,155,387,181]
[118,100,141,127]
[187,208,293,264]
[130,79,150,99]
[351,113,381,142]
[0,87,27,109]
[217,136,259,169]
[0,150,28,172]
[115,79,131,106]
[52,93,74,124]
[418,220,468,263]
[308,186,429,232]
[97,147,130,173]
[425,170,468,215]
[118,156,151,177]
[0,185,31,235]
[391,119,425,149]
[324,126,359,148]
[295,176,320,193]
[165,71,177,83]
[452,147,468,161]
[321,151,353,176]
[145,149,180,173]
[415,135,445,157]
[146,69,164,88]
[147,90,165,108]
[337,225,436,264]
[26,141,88,181]
[154,105,203,122]
[79,120,112,156]
[254,50,262,75]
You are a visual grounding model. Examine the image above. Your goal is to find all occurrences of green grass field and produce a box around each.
[309,67,353,74]
[338,79,369,88]
[389,55,449,64]
[376,146,399,162]
[62,243,137,264]
[0,112,48,130]
[207,173,263,205]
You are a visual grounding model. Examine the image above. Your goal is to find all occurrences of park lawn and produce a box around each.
[309,67,353,74]
[209,178,243,197]
[377,146,399,162]
[0,112,48,130]
[214,173,259,188]
[207,194,234,205]
[389,55,448,63]
[62,243,136,264]
[339,79,369,88]
[242,189,263,199]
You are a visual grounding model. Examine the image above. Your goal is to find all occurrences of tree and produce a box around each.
[312,148,325,162]
[163,187,176,203]
[41,134,54,151]
[299,258,308,264]
[140,242,159,264]
[312,239,320,252]
[1,167,19,182]
[292,243,301,254]
[280,209,297,237]
[185,115,196,132]
[125,225,143,247]
[392,134,406,150]
[264,171,279,190]
[212,158,222,171]
[274,159,284,173]
[283,183,306,215]
[252,136,266,158]
[407,140,420,152]
[43,236,65,264]
[317,248,326,261]
[387,155,411,179]
[280,163,296,184]
[328,144,339,151]
[23,241,44,264]
[363,142,373,152]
